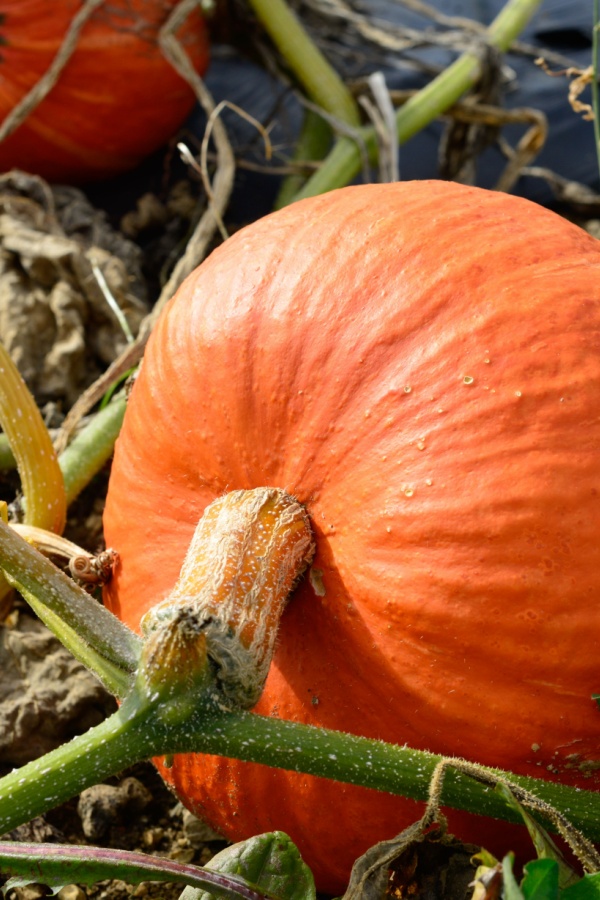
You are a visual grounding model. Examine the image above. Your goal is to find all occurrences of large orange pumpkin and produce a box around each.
[103,181,600,894]
[0,0,209,183]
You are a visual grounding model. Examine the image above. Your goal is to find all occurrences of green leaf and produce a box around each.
[562,874,600,900]
[521,859,559,900]
[503,854,525,900]
[0,842,273,900]
[178,831,316,900]
[495,783,580,889]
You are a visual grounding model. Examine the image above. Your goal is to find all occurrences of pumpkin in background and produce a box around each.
[103,180,600,894]
[0,0,209,183]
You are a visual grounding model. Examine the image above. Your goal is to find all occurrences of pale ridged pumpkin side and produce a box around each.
[104,181,600,893]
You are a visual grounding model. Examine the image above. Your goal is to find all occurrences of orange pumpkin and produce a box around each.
[0,0,209,183]
[103,181,600,893]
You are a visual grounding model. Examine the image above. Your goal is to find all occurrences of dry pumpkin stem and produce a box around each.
[141,489,315,709]
[292,0,543,201]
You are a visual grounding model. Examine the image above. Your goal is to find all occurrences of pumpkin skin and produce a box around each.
[0,0,209,183]
[103,180,600,894]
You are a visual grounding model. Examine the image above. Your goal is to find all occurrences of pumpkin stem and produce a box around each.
[141,488,314,709]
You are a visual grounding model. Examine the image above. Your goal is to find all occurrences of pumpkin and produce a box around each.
[0,0,209,183]
[103,180,600,894]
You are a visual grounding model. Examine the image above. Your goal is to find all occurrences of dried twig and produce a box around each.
[423,757,600,874]
[387,89,547,193]
[535,59,595,121]
[0,0,106,144]
[53,0,235,455]
[359,73,399,182]
[446,100,547,192]
[520,166,600,210]
[297,0,578,72]
[178,99,273,241]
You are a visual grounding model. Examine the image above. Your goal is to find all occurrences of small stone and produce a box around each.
[181,809,223,847]
[57,886,86,900]
[77,777,152,840]
[12,888,48,900]
[168,846,195,864]
[142,826,163,848]
[3,815,64,843]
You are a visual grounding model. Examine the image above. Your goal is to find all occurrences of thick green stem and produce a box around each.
[246,0,360,128]
[274,108,332,209]
[59,395,126,505]
[173,711,600,841]
[291,0,543,201]
[0,396,127,504]
[0,695,157,834]
[1,684,600,846]
[0,518,140,681]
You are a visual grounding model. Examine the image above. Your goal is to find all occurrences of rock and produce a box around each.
[0,171,148,408]
[11,885,48,900]
[57,887,87,900]
[77,777,153,841]
[181,808,223,847]
[0,612,115,767]
[3,816,64,843]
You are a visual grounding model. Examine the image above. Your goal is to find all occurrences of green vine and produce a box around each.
[290,0,543,202]
[0,524,600,856]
